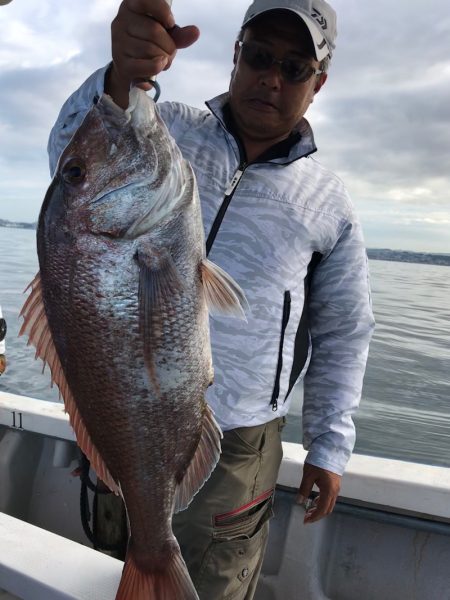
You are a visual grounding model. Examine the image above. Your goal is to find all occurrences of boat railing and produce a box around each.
[1,391,450,599]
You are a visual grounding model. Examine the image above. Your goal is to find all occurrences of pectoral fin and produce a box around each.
[201,259,248,320]
[136,246,184,393]
[19,273,119,494]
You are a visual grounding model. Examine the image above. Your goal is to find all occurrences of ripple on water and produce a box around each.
[1,230,450,466]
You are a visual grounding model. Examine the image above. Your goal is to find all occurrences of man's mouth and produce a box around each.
[247,97,278,111]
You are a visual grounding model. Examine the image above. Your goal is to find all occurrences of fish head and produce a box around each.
[43,88,187,241]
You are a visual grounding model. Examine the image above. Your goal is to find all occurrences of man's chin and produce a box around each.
[235,109,279,134]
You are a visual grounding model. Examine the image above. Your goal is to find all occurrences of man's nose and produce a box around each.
[258,63,283,89]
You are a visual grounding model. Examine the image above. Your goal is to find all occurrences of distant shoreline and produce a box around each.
[0,219,36,231]
[366,249,450,267]
[1,220,449,267]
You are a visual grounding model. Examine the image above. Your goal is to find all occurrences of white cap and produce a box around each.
[242,0,337,61]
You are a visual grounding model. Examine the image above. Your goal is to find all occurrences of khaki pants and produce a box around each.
[173,417,285,600]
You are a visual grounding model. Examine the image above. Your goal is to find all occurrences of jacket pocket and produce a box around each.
[270,290,291,411]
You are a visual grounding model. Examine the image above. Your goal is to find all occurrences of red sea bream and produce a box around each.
[20,88,246,600]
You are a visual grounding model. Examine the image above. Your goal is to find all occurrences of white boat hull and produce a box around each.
[1,391,450,599]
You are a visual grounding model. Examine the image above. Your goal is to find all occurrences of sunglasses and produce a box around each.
[238,41,322,84]
[0,318,6,343]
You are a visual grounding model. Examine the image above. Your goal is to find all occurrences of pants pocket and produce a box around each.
[196,495,273,600]
[224,425,266,457]
[213,489,274,536]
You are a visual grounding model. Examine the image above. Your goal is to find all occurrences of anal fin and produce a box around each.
[174,404,222,513]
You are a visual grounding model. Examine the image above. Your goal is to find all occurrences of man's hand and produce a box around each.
[296,462,341,524]
[107,0,200,107]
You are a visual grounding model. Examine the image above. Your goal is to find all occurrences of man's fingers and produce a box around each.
[124,16,176,48]
[122,0,200,49]
[120,26,199,75]
[296,468,316,504]
[126,25,199,89]
[296,463,341,524]
[125,0,175,29]
[297,482,313,503]
[112,2,199,86]
[133,80,155,91]
[303,494,336,524]
[122,56,169,79]
[123,37,174,62]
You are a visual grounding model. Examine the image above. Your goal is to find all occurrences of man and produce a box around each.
[48,0,375,597]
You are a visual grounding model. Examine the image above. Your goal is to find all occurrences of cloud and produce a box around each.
[0,0,449,252]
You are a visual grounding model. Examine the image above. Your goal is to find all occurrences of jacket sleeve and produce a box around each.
[302,210,375,476]
[47,65,110,176]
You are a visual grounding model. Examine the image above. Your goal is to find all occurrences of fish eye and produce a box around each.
[62,158,86,184]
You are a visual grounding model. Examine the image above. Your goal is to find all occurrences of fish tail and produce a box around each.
[116,545,198,600]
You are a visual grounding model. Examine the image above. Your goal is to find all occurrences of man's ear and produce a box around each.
[314,72,328,94]
[233,40,240,65]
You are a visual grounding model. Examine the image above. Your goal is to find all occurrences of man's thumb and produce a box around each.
[169,24,200,49]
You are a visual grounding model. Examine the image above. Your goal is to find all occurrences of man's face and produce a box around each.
[229,12,327,148]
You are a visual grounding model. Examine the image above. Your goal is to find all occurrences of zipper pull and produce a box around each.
[225,168,244,196]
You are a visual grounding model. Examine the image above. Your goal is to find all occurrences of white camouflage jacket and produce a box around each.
[48,66,375,476]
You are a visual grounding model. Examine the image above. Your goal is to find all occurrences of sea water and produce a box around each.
[1,227,449,467]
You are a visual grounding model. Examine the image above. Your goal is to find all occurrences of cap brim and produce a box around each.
[243,8,330,61]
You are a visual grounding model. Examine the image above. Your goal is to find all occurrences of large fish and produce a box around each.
[20,88,246,600]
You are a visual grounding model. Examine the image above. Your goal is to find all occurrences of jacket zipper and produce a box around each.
[204,99,317,257]
[206,162,247,257]
[270,291,291,411]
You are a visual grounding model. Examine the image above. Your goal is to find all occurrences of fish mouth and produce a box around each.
[90,177,157,207]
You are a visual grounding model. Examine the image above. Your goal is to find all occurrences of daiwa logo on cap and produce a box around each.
[311,8,327,30]
[241,0,337,59]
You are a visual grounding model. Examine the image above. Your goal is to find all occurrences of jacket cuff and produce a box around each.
[304,445,350,476]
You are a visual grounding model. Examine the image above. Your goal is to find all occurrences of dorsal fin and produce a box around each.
[19,273,119,494]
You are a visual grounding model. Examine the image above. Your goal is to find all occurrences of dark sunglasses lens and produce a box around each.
[282,61,312,83]
[241,44,314,84]
[242,45,273,70]
[0,318,6,342]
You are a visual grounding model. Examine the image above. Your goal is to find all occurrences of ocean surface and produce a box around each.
[1,227,449,468]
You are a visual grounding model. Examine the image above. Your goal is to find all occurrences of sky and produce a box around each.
[0,0,449,253]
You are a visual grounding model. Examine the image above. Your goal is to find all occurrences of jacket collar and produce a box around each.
[205,92,317,165]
